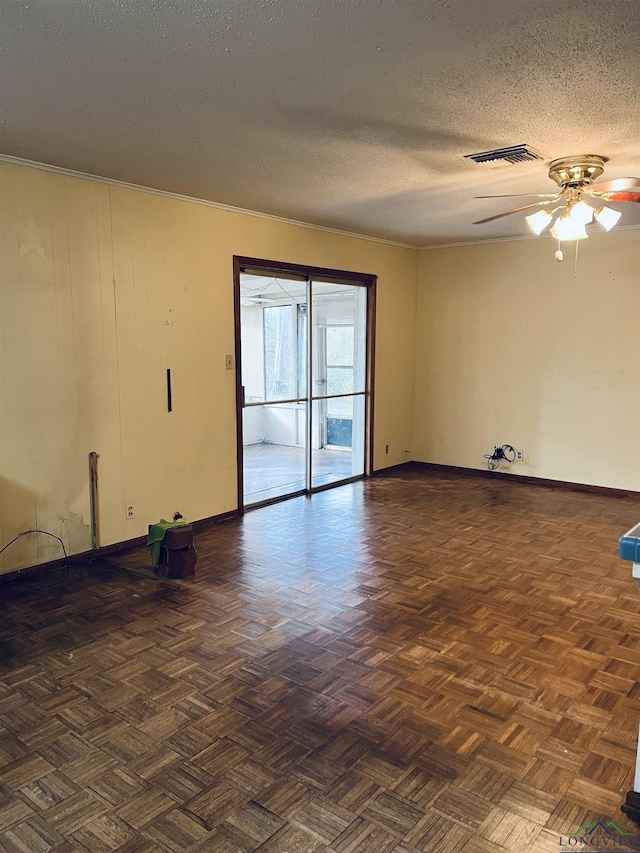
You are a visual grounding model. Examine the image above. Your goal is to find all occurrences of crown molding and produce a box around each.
[4,153,636,253]
[419,222,640,250]
[0,153,416,251]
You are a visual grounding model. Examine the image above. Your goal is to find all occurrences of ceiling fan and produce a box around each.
[474,155,640,244]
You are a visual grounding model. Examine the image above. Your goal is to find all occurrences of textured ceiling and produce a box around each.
[1,0,639,246]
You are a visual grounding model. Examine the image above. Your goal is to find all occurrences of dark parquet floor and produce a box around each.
[2,466,640,852]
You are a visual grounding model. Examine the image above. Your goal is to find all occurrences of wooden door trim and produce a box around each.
[233,256,245,515]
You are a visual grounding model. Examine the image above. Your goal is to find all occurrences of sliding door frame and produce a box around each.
[233,255,377,513]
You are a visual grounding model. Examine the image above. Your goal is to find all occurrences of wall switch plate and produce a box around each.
[126,504,135,520]
[225,354,234,370]
[515,450,524,462]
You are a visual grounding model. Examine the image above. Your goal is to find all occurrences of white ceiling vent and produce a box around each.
[464,145,545,167]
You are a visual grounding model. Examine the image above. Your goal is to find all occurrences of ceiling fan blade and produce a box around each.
[590,177,640,193]
[475,192,558,199]
[602,191,640,203]
[588,189,640,203]
[473,199,554,225]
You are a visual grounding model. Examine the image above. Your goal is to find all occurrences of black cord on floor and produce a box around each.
[0,530,70,589]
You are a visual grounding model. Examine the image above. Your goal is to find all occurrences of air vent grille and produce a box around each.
[465,145,544,166]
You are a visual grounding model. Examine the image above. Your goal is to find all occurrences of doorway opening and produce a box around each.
[233,257,376,509]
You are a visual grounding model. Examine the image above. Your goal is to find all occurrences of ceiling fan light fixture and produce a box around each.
[568,200,595,224]
[473,155,638,260]
[594,205,622,231]
[550,214,589,241]
[526,209,553,235]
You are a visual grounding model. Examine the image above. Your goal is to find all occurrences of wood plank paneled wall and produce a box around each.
[0,161,419,574]
[1,167,120,568]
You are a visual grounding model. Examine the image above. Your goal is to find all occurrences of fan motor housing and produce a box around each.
[548,155,605,187]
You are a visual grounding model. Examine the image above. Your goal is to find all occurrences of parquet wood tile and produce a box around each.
[251,823,325,852]
[290,796,355,844]
[431,785,494,829]
[1,466,640,851]
[70,813,136,853]
[328,817,398,852]
[0,798,35,833]
[0,813,67,853]
[477,806,541,849]
[360,791,424,838]
[404,809,473,851]
[221,799,285,849]
[142,808,210,852]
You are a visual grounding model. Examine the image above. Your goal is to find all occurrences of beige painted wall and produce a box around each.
[414,230,640,490]
[0,161,418,574]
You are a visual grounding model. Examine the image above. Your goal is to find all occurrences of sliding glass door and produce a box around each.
[240,275,308,504]
[236,262,373,508]
[310,281,367,489]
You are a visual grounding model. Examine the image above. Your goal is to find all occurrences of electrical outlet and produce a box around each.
[385,444,389,454]
[515,450,524,462]
[126,504,135,520]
